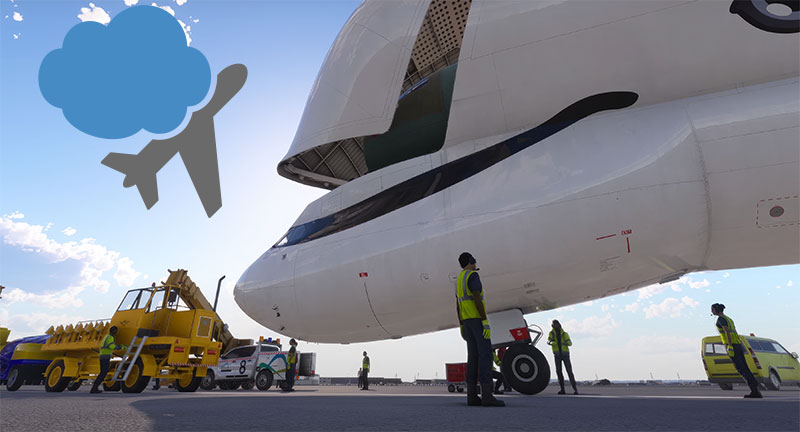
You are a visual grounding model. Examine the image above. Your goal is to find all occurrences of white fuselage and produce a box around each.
[235,0,800,343]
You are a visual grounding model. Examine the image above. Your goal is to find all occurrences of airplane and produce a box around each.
[102,64,247,218]
[234,0,799,394]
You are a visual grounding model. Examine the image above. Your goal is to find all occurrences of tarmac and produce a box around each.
[1,384,798,431]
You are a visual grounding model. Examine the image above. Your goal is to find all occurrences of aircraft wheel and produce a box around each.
[6,366,24,391]
[447,384,455,393]
[256,370,274,391]
[766,370,781,391]
[175,368,202,392]
[501,344,550,395]
[718,383,733,391]
[122,358,151,393]
[200,370,216,390]
[45,361,70,392]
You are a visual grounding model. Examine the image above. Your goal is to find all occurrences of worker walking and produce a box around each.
[284,338,298,392]
[547,320,578,395]
[90,325,126,394]
[455,252,504,407]
[361,351,370,390]
[711,303,762,398]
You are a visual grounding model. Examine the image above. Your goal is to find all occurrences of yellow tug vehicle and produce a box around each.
[42,269,224,393]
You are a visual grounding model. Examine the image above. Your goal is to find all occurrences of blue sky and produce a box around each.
[1,0,797,382]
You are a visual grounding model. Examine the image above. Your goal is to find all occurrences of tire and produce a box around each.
[256,370,274,391]
[217,381,230,390]
[766,370,781,391]
[501,344,550,395]
[67,380,83,391]
[122,358,151,393]
[718,383,734,391]
[45,361,71,392]
[200,370,216,390]
[457,387,464,393]
[103,380,121,391]
[175,368,202,392]
[241,381,255,390]
[6,366,23,391]
[447,384,455,393]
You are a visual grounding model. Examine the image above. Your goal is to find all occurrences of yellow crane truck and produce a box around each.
[40,269,243,393]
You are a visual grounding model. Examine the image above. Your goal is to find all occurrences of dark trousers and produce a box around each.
[286,364,296,390]
[554,351,577,391]
[362,370,369,389]
[492,370,506,392]
[731,344,759,391]
[92,355,111,389]
[463,318,493,386]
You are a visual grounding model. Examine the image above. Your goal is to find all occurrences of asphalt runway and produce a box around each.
[1,384,798,431]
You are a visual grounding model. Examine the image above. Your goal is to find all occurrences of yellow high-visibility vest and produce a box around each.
[547,329,572,353]
[100,334,117,356]
[456,270,485,321]
[716,314,741,345]
[362,356,370,372]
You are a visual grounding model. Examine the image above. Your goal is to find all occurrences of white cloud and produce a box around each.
[44,222,54,232]
[62,226,77,236]
[0,308,89,335]
[561,314,619,337]
[624,302,639,313]
[124,0,139,5]
[12,11,22,21]
[151,3,191,45]
[78,3,111,25]
[643,296,699,319]
[637,284,666,300]
[625,335,697,355]
[13,33,19,39]
[114,257,141,287]
[788,280,793,287]
[723,272,730,278]
[6,211,24,219]
[601,304,609,312]
[0,213,141,307]
[192,18,198,23]
[175,0,187,5]
[688,279,710,289]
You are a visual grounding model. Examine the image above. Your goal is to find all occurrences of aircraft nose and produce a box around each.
[234,248,299,335]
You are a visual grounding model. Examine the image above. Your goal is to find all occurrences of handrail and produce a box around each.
[528,324,544,346]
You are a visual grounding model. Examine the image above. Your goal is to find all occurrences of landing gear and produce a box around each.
[501,344,550,395]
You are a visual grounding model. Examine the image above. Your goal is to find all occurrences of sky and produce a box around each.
[1,0,798,383]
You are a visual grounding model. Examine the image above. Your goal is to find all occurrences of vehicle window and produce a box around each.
[147,289,167,313]
[771,343,788,354]
[713,344,728,355]
[705,343,716,354]
[260,345,279,352]
[759,342,778,353]
[221,348,244,360]
[118,289,148,311]
[747,339,763,351]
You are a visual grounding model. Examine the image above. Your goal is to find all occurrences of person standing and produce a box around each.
[284,338,298,392]
[361,352,370,390]
[455,252,504,407]
[547,320,578,395]
[90,325,126,394]
[711,303,762,398]
[492,350,506,394]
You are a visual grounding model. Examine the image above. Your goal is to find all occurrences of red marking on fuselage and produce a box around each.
[596,234,617,240]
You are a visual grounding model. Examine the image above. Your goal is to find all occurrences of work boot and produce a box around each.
[557,386,565,394]
[90,386,102,394]
[480,382,505,406]
[744,384,763,398]
[466,381,481,406]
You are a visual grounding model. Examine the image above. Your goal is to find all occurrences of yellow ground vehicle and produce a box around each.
[702,334,800,391]
[41,269,224,393]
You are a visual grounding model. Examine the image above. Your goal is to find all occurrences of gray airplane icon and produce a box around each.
[102,64,247,218]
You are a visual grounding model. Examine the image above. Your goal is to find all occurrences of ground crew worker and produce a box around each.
[455,252,504,407]
[492,350,506,395]
[90,325,126,394]
[284,338,298,392]
[711,303,762,398]
[547,320,578,395]
[361,351,370,390]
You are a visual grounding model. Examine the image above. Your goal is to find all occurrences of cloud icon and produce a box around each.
[38,5,211,139]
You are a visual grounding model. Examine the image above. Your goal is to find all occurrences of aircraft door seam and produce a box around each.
[684,105,714,269]
[363,282,392,337]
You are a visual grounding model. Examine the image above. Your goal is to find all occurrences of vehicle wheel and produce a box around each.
[241,381,255,390]
[718,383,733,391]
[6,366,24,391]
[217,381,230,390]
[122,358,151,393]
[45,361,71,392]
[457,387,464,393]
[447,384,455,393]
[67,380,83,391]
[175,368,203,392]
[501,344,550,395]
[103,380,121,391]
[766,370,781,391]
[256,370,274,391]
[200,370,216,390]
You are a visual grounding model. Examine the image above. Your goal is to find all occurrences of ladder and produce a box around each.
[112,335,149,382]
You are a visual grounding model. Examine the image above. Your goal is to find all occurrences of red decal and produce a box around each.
[595,234,617,240]
[509,327,530,341]
[627,237,631,253]
[621,229,632,236]
[359,272,368,278]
